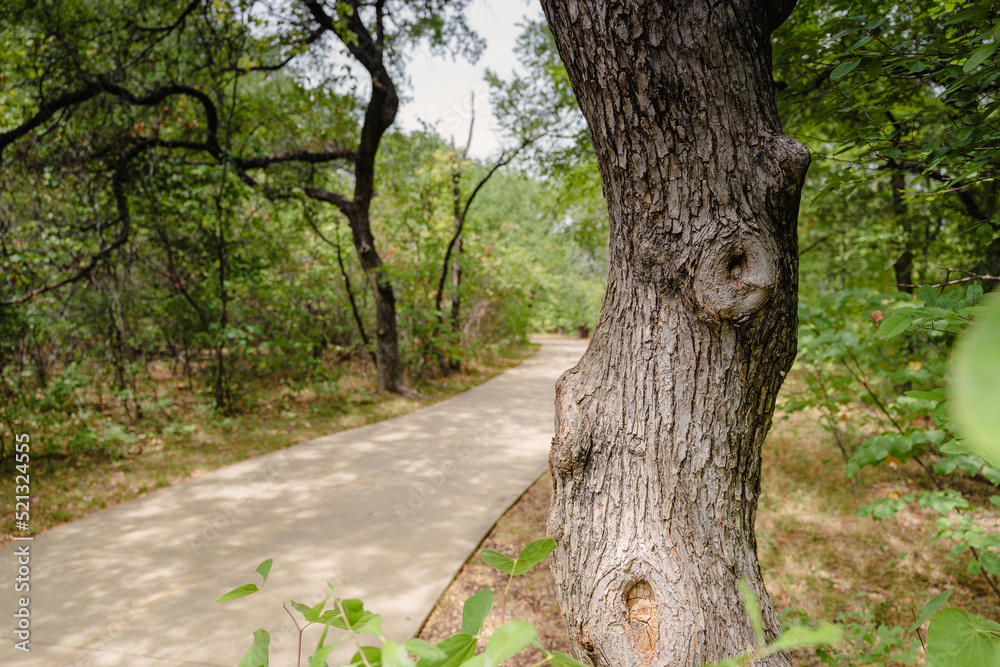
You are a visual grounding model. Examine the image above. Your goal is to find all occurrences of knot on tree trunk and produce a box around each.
[550,367,593,477]
[761,134,812,209]
[694,235,776,322]
[625,580,658,667]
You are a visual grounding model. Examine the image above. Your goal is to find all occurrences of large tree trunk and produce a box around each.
[539,2,809,666]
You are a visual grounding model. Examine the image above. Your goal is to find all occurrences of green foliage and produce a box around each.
[901,592,1000,667]
[780,0,1000,197]
[793,282,1000,610]
[705,580,842,667]
[781,0,1000,628]
[952,292,1000,465]
[460,589,492,637]
[807,609,920,666]
[485,18,608,329]
[480,537,555,576]
[925,608,1000,666]
[910,590,954,632]
[1,0,569,459]
[218,550,588,667]
[239,629,271,667]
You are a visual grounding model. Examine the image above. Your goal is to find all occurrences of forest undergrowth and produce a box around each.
[420,375,1000,667]
[0,342,538,546]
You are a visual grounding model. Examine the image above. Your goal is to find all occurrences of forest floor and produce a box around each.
[0,342,539,545]
[419,389,1000,666]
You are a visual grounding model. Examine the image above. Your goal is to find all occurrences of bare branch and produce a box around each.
[897,274,1000,289]
[224,25,329,72]
[435,134,538,311]
[303,213,376,364]
[237,145,357,168]
[302,186,354,217]
[1,144,142,305]
[132,0,202,33]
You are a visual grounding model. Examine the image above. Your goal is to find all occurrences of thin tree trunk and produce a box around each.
[303,211,378,366]
[450,169,463,335]
[540,2,809,666]
[334,229,378,368]
[450,234,462,334]
[891,172,914,293]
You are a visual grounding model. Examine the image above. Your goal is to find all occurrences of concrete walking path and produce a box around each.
[0,338,586,666]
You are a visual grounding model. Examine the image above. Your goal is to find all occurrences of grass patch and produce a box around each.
[0,342,538,545]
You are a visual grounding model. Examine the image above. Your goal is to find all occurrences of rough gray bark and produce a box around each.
[538,2,810,666]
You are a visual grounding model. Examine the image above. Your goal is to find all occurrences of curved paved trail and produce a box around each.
[0,338,586,667]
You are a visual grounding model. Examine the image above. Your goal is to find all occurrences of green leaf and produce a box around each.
[979,225,995,246]
[919,284,939,306]
[316,599,378,633]
[831,27,861,40]
[846,35,873,52]
[926,608,1000,666]
[983,466,1000,485]
[877,311,913,339]
[215,583,259,603]
[481,550,516,575]
[737,579,765,647]
[980,551,1000,577]
[512,538,556,576]
[919,489,971,514]
[461,589,493,636]
[909,590,953,632]
[831,60,862,79]
[952,293,1000,468]
[351,647,383,667]
[905,388,947,401]
[551,651,589,667]
[309,643,338,667]
[355,613,383,637]
[766,622,843,653]
[968,284,985,305]
[291,599,327,623]
[941,439,968,456]
[256,558,273,586]
[417,633,477,667]
[482,620,538,667]
[964,43,998,73]
[404,639,448,661]
[309,626,341,667]
[933,399,951,426]
[237,629,270,667]
[382,641,416,667]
